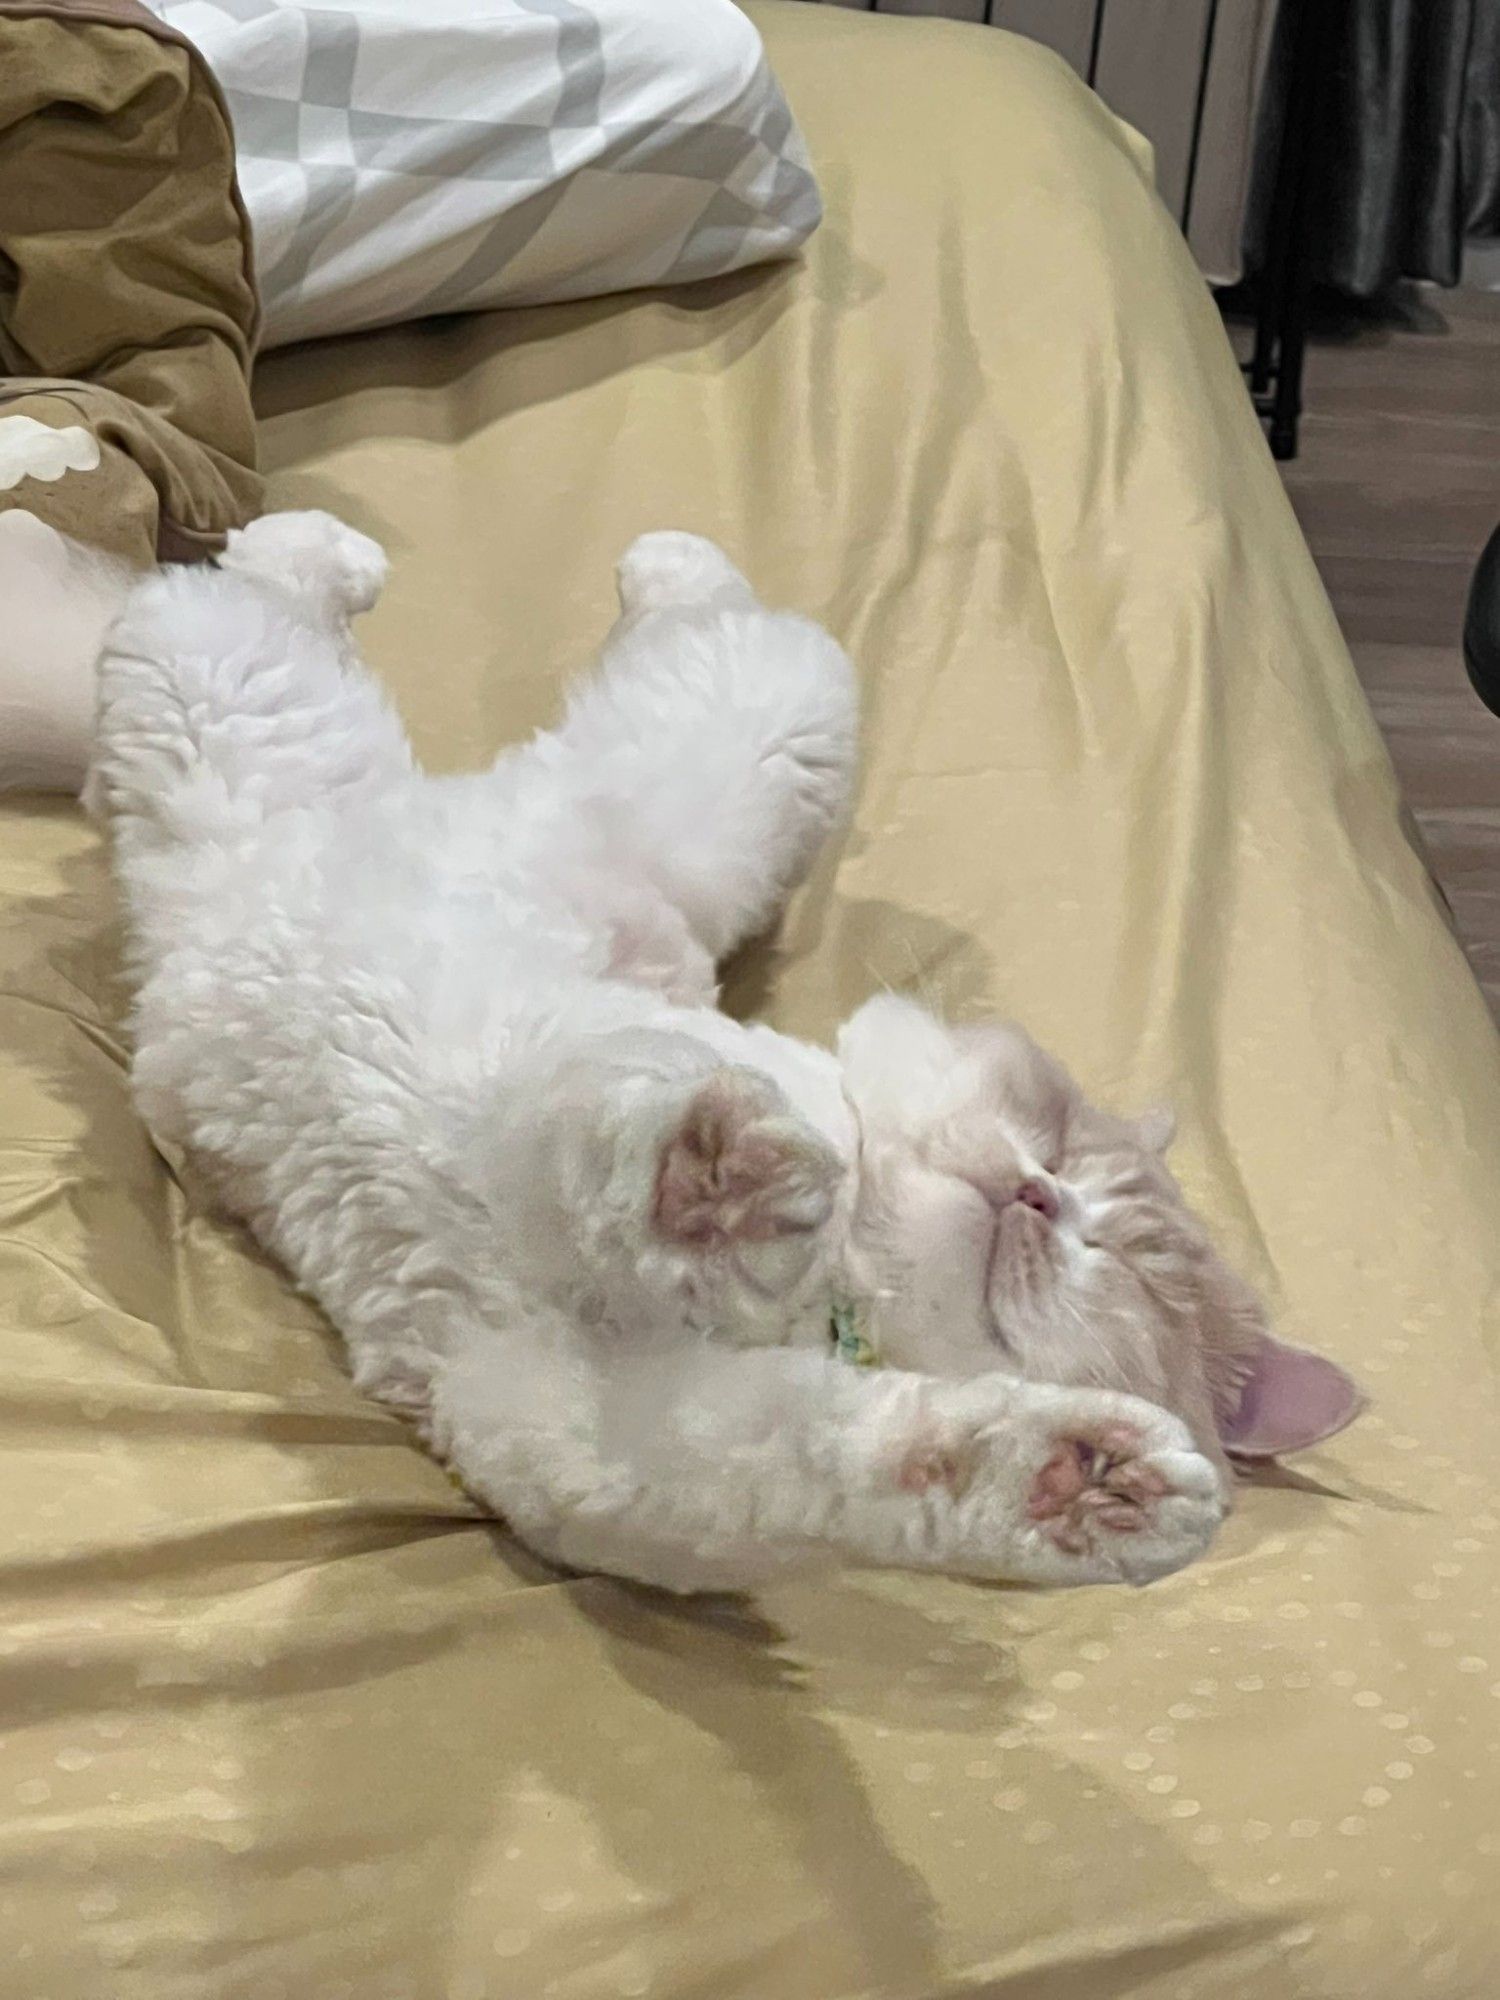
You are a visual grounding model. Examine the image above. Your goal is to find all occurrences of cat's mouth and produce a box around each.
[987,1201,1058,1294]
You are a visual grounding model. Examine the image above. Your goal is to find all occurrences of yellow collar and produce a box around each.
[830,1296,878,1367]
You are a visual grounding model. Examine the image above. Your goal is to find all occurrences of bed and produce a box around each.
[3,5,1498,1994]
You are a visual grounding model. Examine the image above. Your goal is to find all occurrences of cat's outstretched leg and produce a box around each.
[546,533,858,963]
[92,509,412,848]
[429,1328,1226,1594]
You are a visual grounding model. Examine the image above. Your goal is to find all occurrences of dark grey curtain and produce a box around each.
[1246,0,1500,296]
[1466,0,1500,234]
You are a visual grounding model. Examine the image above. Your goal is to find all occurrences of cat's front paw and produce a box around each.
[1018,1393,1223,1585]
[907,1381,1225,1588]
[652,1068,844,1249]
[1021,1408,1223,1579]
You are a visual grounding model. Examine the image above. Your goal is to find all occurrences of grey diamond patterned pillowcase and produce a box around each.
[145,0,823,349]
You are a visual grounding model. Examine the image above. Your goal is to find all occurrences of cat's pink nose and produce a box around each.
[1015,1177,1059,1222]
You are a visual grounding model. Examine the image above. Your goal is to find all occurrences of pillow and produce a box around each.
[145,0,823,349]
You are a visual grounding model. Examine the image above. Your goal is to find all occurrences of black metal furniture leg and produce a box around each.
[1463,526,1500,719]
[1241,0,1330,460]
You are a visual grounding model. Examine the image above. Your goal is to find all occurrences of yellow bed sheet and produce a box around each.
[2,7,1497,1995]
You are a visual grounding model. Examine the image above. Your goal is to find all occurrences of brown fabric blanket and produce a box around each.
[0,0,261,563]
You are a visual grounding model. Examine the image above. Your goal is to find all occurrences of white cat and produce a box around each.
[87,512,1357,1595]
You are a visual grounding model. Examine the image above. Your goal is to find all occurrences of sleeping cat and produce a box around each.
[89,511,1359,1594]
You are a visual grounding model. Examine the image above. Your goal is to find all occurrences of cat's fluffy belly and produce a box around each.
[88,513,1348,1592]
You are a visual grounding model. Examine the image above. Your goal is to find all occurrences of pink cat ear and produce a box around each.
[1218,1339,1364,1459]
[1135,1105,1176,1154]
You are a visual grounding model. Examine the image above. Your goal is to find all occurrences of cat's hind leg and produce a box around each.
[217,508,389,622]
[613,530,756,620]
[547,534,858,965]
[93,511,412,848]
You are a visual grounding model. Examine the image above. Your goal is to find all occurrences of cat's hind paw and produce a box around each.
[616,532,754,617]
[220,510,388,618]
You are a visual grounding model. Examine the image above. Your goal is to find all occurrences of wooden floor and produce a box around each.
[1265,288,1500,1020]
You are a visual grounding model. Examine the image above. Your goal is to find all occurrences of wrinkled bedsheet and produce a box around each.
[2,6,1497,1994]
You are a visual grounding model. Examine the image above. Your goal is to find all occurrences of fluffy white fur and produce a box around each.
[82,511,1297,1595]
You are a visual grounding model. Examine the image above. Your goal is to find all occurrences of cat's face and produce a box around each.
[835,997,1360,1481]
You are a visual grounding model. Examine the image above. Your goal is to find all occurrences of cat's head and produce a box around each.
[836,996,1361,1483]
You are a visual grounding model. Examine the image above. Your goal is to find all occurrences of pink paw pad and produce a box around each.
[1028,1423,1167,1549]
[652,1073,840,1249]
[895,1442,968,1495]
